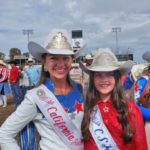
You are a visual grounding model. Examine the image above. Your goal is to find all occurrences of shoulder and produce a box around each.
[73,81,83,91]
[127,100,141,115]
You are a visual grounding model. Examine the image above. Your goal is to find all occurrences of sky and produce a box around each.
[0,0,150,62]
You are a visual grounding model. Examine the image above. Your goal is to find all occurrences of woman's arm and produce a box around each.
[0,92,37,150]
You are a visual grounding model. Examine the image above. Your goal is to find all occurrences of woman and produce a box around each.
[0,30,84,150]
[0,60,10,107]
[80,48,148,150]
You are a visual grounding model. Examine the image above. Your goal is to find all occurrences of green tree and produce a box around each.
[0,52,5,60]
[23,52,29,57]
[9,48,21,60]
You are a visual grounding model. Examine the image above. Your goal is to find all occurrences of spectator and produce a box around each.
[0,60,10,107]
[25,58,41,89]
[8,60,22,105]
[18,65,29,101]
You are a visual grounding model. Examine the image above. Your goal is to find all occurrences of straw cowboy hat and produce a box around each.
[131,64,147,81]
[0,60,6,66]
[142,51,150,62]
[79,48,134,75]
[28,30,85,61]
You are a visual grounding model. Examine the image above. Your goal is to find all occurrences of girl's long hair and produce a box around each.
[81,70,134,144]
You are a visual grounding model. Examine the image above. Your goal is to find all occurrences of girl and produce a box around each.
[80,48,148,150]
[0,30,84,150]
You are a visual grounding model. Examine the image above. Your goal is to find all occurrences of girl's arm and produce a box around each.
[130,103,148,150]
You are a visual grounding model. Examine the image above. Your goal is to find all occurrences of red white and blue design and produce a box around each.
[37,78,84,119]
[134,76,150,120]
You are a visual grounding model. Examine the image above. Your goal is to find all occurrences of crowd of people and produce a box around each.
[0,29,149,150]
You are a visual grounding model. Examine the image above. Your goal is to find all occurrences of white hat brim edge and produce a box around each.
[79,60,134,76]
[28,41,86,61]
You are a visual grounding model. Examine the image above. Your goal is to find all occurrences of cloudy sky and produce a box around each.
[0,0,150,62]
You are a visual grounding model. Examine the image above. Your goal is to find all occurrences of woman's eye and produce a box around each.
[63,56,69,60]
[94,72,100,76]
[50,56,57,60]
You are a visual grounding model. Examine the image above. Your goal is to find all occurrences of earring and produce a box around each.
[44,66,47,72]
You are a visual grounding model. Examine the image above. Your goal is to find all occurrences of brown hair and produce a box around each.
[81,70,134,144]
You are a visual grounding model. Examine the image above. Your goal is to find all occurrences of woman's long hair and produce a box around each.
[36,53,74,87]
[81,70,134,144]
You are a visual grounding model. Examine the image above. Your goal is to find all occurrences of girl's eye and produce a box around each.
[107,72,115,77]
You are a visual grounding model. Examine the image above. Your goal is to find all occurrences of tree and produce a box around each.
[23,52,29,57]
[9,48,21,60]
[0,52,5,60]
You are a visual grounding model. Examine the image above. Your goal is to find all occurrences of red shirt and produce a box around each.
[9,66,19,82]
[84,98,148,150]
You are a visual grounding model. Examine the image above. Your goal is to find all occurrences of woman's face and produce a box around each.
[94,71,115,99]
[44,54,73,81]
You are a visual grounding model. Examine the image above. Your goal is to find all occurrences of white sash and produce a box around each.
[90,105,119,150]
[32,84,83,150]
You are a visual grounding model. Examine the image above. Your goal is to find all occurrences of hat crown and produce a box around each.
[91,49,119,67]
[45,32,72,50]
[0,60,6,66]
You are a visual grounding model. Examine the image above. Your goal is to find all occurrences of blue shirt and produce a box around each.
[25,65,41,86]
[37,78,84,114]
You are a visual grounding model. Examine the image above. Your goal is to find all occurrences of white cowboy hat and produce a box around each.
[85,53,92,60]
[131,64,147,81]
[27,57,35,63]
[0,60,6,66]
[142,51,150,62]
[28,30,85,61]
[79,48,134,75]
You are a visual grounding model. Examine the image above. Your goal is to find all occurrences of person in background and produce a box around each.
[0,60,10,107]
[81,53,93,90]
[134,51,150,149]
[8,60,22,105]
[0,30,84,150]
[25,58,41,89]
[80,48,148,150]
[18,65,29,101]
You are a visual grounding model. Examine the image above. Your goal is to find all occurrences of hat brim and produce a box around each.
[142,51,150,62]
[28,41,86,61]
[79,60,134,76]
[0,63,6,66]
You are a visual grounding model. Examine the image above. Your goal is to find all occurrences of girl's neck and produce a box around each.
[99,94,111,102]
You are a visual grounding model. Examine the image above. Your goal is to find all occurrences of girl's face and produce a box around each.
[44,54,73,81]
[94,71,115,99]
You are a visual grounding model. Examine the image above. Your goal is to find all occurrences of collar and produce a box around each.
[97,97,112,105]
